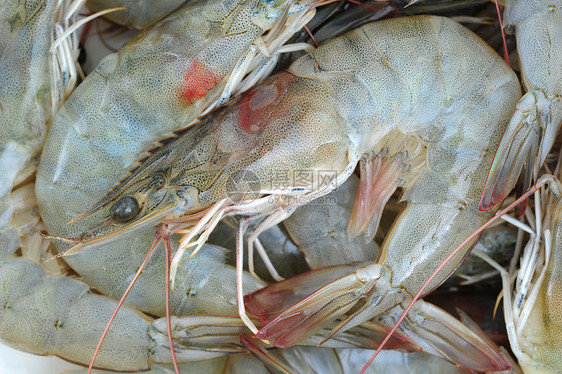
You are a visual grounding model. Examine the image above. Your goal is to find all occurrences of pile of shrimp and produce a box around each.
[1,0,561,373]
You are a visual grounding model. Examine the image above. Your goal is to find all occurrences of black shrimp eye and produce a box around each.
[110,196,140,223]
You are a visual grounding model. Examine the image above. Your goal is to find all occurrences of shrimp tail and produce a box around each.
[393,301,510,372]
[245,263,365,323]
[246,265,509,371]
[481,91,562,211]
[246,263,401,348]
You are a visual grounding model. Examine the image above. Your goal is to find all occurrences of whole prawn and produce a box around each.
[47,13,522,360]
[36,0,316,317]
[245,15,521,345]
[0,1,311,370]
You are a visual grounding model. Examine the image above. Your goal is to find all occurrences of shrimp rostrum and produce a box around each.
[45,14,521,365]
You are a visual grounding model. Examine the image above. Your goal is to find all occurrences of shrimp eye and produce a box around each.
[110,196,140,223]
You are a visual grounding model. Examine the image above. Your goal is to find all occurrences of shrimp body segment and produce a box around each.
[1,0,69,201]
[0,257,153,370]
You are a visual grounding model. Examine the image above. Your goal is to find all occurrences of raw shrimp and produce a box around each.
[0,256,152,370]
[30,1,316,370]
[481,0,562,210]
[36,0,316,316]
[1,0,81,231]
[0,240,268,371]
[244,14,521,344]
[481,175,562,373]
[0,0,87,367]
[55,14,522,361]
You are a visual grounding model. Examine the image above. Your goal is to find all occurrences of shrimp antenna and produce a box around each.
[360,177,549,373]
[494,0,510,67]
[87,224,179,374]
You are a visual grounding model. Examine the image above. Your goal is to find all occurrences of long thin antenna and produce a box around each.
[495,0,510,67]
[87,227,171,373]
